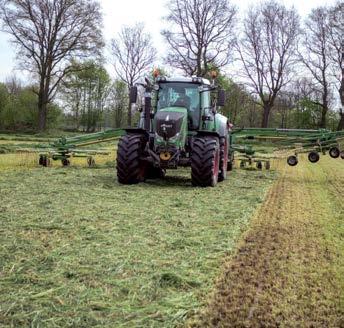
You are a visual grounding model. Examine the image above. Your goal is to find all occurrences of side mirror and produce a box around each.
[217,89,226,107]
[129,86,138,104]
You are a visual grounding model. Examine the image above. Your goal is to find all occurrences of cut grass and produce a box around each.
[193,156,344,327]
[0,157,275,327]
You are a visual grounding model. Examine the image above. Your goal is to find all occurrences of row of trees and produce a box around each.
[0,0,343,131]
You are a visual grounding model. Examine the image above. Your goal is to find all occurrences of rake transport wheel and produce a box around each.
[116,134,146,185]
[256,161,263,170]
[62,158,70,166]
[227,160,234,171]
[341,152,344,159]
[265,161,271,170]
[40,155,50,167]
[308,151,320,163]
[287,155,298,166]
[87,156,95,167]
[329,147,340,159]
[191,136,220,187]
[218,136,229,182]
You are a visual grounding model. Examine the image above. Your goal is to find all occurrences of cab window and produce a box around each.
[157,82,200,129]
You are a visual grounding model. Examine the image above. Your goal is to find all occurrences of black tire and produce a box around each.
[41,155,50,167]
[87,157,95,167]
[191,136,220,187]
[116,134,146,184]
[265,161,271,170]
[62,158,70,166]
[240,161,245,168]
[329,147,340,159]
[39,155,44,166]
[341,152,344,159]
[218,137,228,182]
[256,161,262,170]
[287,155,298,166]
[308,151,320,163]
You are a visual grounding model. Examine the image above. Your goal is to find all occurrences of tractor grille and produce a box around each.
[155,111,184,140]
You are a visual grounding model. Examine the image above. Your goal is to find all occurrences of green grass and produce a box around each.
[0,164,275,327]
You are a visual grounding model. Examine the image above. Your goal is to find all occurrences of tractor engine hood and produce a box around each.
[155,109,186,141]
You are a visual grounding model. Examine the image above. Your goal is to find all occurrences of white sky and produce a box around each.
[0,0,337,82]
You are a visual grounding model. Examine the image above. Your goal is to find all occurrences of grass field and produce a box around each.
[1,135,344,327]
[0,147,275,327]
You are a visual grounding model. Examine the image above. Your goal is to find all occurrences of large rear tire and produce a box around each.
[116,134,146,184]
[191,136,220,187]
[218,136,228,182]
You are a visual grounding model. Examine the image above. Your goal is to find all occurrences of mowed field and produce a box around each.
[0,140,274,327]
[0,137,343,327]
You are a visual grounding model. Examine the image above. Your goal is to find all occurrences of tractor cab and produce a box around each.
[154,77,212,131]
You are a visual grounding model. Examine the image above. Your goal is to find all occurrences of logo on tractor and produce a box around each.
[161,123,173,129]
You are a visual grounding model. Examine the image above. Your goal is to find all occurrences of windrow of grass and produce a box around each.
[194,156,344,327]
[0,161,275,327]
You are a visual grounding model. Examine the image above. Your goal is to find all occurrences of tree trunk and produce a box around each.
[338,108,344,131]
[38,92,48,131]
[319,106,327,129]
[338,73,344,131]
[127,97,132,127]
[261,104,271,128]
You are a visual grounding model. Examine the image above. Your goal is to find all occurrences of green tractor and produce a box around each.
[116,75,233,187]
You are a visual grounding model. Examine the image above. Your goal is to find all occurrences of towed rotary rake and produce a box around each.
[38,129,123,167]
[232,128,344,167]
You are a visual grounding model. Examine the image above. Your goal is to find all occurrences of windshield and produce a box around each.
[157,82,200,129]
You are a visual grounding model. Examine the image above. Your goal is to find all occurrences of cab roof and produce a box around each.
[156,76,211,85]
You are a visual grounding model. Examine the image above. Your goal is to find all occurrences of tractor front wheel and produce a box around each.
[117,134,146,184]
[191,136,220,187]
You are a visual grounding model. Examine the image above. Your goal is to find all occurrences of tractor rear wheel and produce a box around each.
[117,134,146,184]
[191,136,220,187]
[218,136,228,182]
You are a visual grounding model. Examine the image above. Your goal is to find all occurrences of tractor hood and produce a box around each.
[154,107,187,146]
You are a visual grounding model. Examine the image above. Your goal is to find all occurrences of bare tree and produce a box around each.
[111,23,156,127]
[0,0,103,131]
[236,1,300,128]
[299,7,333,128]
[162,0,237,77]
[328,1,344,130]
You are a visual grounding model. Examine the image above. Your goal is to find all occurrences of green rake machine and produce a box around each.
[233,128,344,167]
[38,129,123,167]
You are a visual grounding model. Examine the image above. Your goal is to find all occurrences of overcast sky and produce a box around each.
[0,0,337,82]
